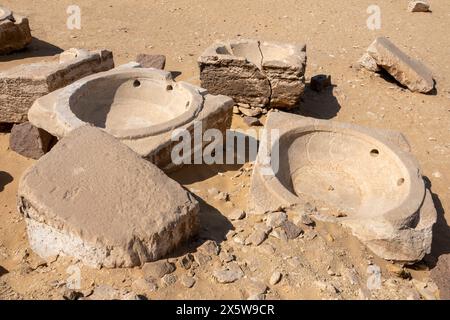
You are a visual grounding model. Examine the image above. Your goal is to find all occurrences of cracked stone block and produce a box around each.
[198,39,306,109]
[17,126,200,268]
[362,37,434,93]
[408,1,430,12]
[28,67,234,171]
[0,6,32,55]
[0,48,114,123]
[249,111,436,263]
[9,122,55,159]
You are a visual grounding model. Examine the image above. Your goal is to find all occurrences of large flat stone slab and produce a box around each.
[17,126,200,268]
[362,37,434,93]
[0,48,114,123]
[249,111,436,263]
[28,67,234,171]
[0,7,32,54]
[198,39,306,109]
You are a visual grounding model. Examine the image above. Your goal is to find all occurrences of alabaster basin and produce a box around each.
[249,112,436,263]
[29,66,234,170]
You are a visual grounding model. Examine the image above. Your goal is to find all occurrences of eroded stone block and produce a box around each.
[0,48,114,123]
[198,39,306,109]
[249,111,436,263]
[361,37,434,93]
[28,67,234,171]
[0,7,32,55]
[9,122,55,159]
[17,126,200,268]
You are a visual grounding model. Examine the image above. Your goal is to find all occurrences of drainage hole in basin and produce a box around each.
[370,149,379,157]
[133,79,141,87]
[166,84,173,91]
[397,178,405,186]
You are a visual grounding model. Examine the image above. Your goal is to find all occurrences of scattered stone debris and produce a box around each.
[181,275,196,288]
[243,116,262,126]
[408,1,430,12]
[310,74,332,92]
[17,126,200,268]
[193,252,212,266]
[266,211,287,228]
[245,229,268,246]
[280,221,303,240]
[358,53,381,72]
[132,278,158,293]
[199,39,306,109]
[179,254,194,270]
[9,122,55,159]
[0,48,114,123]
[135,54,166,69]
[0,6,32,54]
[360,37,434,93]
[199,240,220,256]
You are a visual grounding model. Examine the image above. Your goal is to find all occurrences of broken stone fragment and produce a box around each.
[0,48,114,123]
[0,7,32,55]
[243,116,262,127]
[408,1,430,12]
[142,260,176,279]
[17,126,200,268]
[199,39,306,109]
[364,37,434,93]
[135,54,166,69]
[213,263,244,283]
[9,122,55,159]
[358,53,381,72]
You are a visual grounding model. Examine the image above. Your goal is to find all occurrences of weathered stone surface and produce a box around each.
[181,275,196,288]
[0,7,32,55]
[199,39,306,109]
[0,48,114,123]
[9,122,55,159]
[229,209,246,221]
[135,54,166,69]
[280,221,303,240]
[17,126,200,268]
[245,229,267,246]
[213,263,244,283]
[143,260,175,279]
[358,53,381,72]
[28,67,234,172]
[408,1,430,12]
[249,111,436,262]
[243,116,261,127]
[269,271,282,285]
[266,211,287,228]
[365,37,434,93]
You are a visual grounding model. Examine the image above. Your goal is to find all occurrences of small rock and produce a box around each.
[199,240,220,256]
[229,209,246,221]
[243,116,262,126]
[358,53,381,72]
[280,221,303,239]
[193,252,212,266]
[219,251,235,263]
[178,254,194,270]
[214,191,229,201]
[213,264,244,284]
[233,106,241,114]
[63,288,83,300]
[245,229,267,246]
[245,278,268,296]
[9,122,55,160]
[247,293,265,300]
[132,278,158,292]
[266,211,287,228]
[181,275,196,288]
[135,54,166,69]
[408,1,430,12]
[89,285,120,300]
[295,214,315,226]
[239,107,263,117]
[269,271,282,285]
[161,274,177,286]
[142,260,175,279]
[270,228,288,241]
[310,74,332,92]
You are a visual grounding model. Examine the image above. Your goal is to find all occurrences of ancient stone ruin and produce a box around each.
[0,6,32,55]
[198,39,306,109]
[17,126,200,268]
[28,66,234,170]
[359,37,434,93]
[249,111,436,263]
[0,48,114,123]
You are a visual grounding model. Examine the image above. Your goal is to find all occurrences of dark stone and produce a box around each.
[243,116,262,126]
[310,74,332,92]
[136,54,166,69]
[9,122,55,159]
[280,221,303,240]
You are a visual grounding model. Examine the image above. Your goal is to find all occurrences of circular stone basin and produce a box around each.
[275,127,421,217]
[63,69,203,139]
[0,6,12,21]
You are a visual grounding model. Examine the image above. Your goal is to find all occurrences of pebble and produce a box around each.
[193,252,212,266]
[269,271,282,285]
[245,229,267,246]
[178,254,194,270]
[229,209,246,221]
[142,261,175,279]
[266,211,288,228]
[213,265,244,284]
[199,240,220,256]
[181,275,196,288]
[280,221,303,239]
[243,116,262,126]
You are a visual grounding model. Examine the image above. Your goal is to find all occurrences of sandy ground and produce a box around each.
[0,0,449,299]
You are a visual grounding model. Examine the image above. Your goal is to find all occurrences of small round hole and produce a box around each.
[397,178,405,186]
[133,80,141,87]
[166,84,173,91]
[370,149,379,157]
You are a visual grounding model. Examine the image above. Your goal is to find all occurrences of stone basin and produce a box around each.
[249,112,436,262]
[28,66,234,170]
